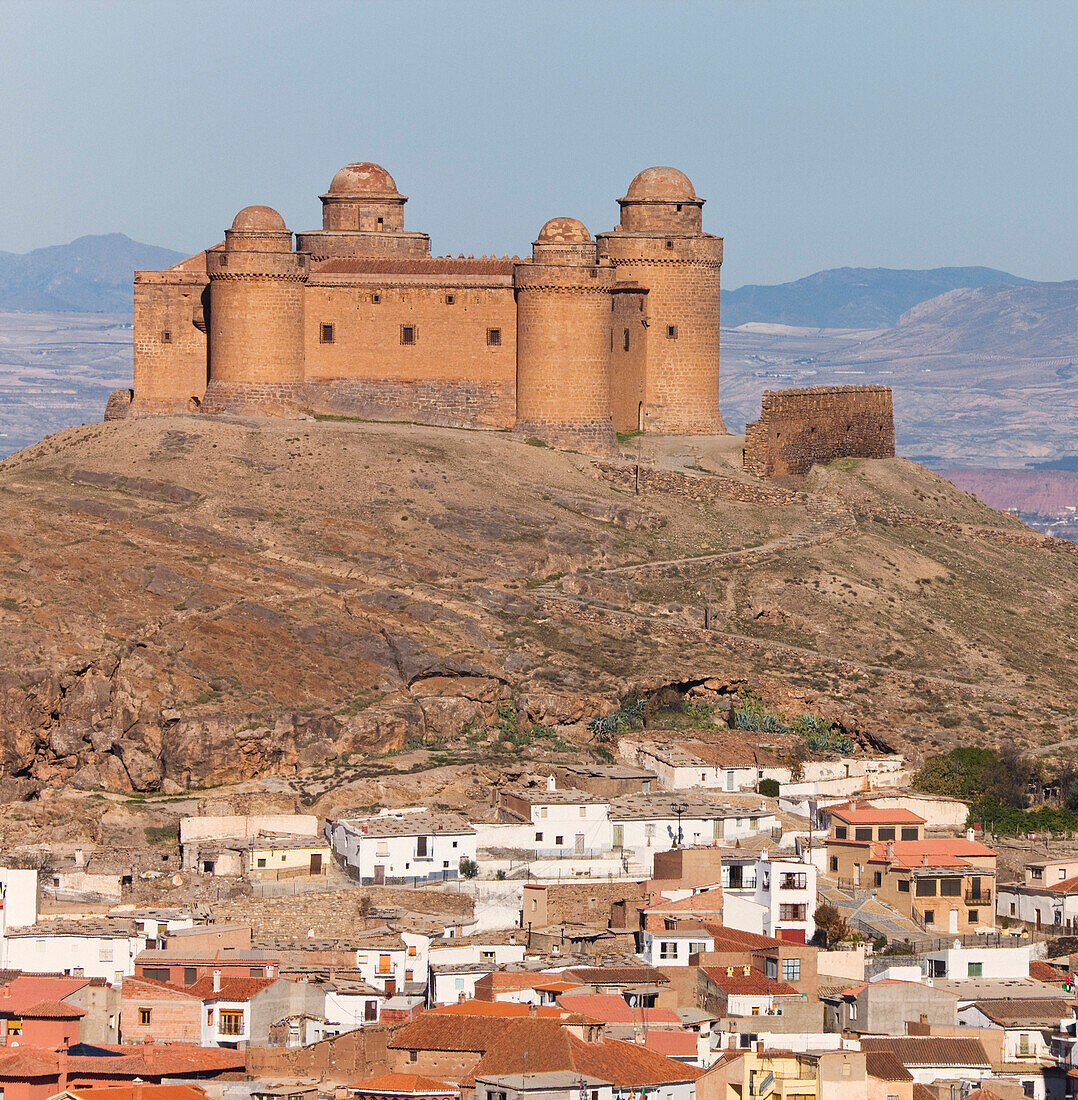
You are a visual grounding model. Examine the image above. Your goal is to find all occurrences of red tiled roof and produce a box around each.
[0,1047,61,1079]
[830,803,925,825]
[859,1037,991,1068]
[1048,876,1078,894]
[706,927,784,951]
[352,1074,459,1095]
[646,890,725,914]
[864,1050,915,1082]
[642,1031,698,1058]
[427,1000,573,1019]
[482,973,586,995]
[700,967,798,996]
[183,975,278,1001]
[556,993,681,1027]
[564,966,670,986]
[1030,959,1069,981]
[65,1087,208,1100]
[19,999,85,1019]
[867,838,996,868]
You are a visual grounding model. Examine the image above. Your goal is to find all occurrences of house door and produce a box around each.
[384,977,396,995]
[575,834,585,855]
[949,908,959,933]
[613,824,624,849]
[638,402,644,431]
[310,853,322,875]
[374,865,385,885]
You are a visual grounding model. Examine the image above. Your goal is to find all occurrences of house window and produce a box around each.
[874,872,883,887]
[782,958,801,982]
[968,962,983,977]
[765,958,778,980]
[206,1008,213,1025]
[834,826,847,839]
[1019,1033,1031,1056]
[416,835,429,857]
[408,945,417,957]
[486,328,501,347]
[915,880,938,897]
[555,835,564,846]
[898,879,910,893]
[444,294,455,305]
[829,857,839,872]
[751,1005,760,1015]
[377,217,384,228]
[408,1051,418,1064]
[1010,903,1017,915]
[378,955,392,975]
[924,909,935,925]
[401,325,417,345]
[901,827,919,840]
[579,806,586,817]
[138,1007,152,1026]
[184,967,197,984]
[624,329,630,351]
[98,945,113,962]
[689,942,707,955]
[779,904,806,921]
[968,909,979,923]
[849,1001,858,1020]
[878,827,895,841]
[941,878,962,897]
[161,331,172,344]
[535,832,543,842]
[219,1011,244,1036]
[855,827,873,842]
[257,858,266,868]
[319,323,334,344]
[481,950,495,961]
[667,325,677,340]
[659,942,677,959]
[143,967,170,982]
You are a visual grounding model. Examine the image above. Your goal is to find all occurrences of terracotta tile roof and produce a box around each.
[0,1047,61,1079]
[556,993,681,1027]
[131,974,279,1002]
[913,1085,937,1100]
[18,999,85,1019]
[971,997,1070,1027]
[65,1087,208,1100]
[645,890,725,914]
[564,966,670,986]
[1030,959,1069,981]
[427,1001,574,1020]
[706,927,783,951]
[830,803,925,825]
[120,977,199,1001]
[699,967,798,997]
[1047,876,1078,893]
[864,1050,914,1082]
[315,259,516,277]
[859,1037,991,1068]
[867,838,997,868]
[65,1042,246,1078]
[352,1073,459,1095]
[641,1031,698,1058]
[390,1014,532,1053]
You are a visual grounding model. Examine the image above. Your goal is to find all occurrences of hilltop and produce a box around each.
[0,233,185,312]
[724,266,1033,329]
[0,416,1076,800]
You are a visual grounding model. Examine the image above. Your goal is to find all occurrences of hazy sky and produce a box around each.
[2,0,1076,288]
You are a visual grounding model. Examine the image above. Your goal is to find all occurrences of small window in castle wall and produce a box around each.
[676,204,683,213]
[401,325,417,345]
[445,294,455,305]
[624,329,630,351]
[665,240,674,249]
[486,328,501,347]
[667,325,678,340]
[377,217,384,229]
[319,323,334,344]
[589,268,598,278]
[372,294,381,304]
[161,331,172,344]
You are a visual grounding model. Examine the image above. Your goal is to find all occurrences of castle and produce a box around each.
[117,162,727,452]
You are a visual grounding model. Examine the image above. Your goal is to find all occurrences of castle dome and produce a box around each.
[536,217,592,244]
[230,205,287,231]
[625,166,697,201]
[328,162,399,195]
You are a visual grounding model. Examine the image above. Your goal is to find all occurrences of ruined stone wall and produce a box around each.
[608,289,648,432]
[743,385,896,477]
[302,282,516,428]
[132,272,209,413]
[599,235,724,435]
[245,1021,398,1078]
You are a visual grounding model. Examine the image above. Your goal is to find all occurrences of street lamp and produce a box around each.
[672,803,687,847]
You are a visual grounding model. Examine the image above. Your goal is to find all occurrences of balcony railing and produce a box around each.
[965,889,992,905]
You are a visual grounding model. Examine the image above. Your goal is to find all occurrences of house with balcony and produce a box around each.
[354,931,429,997]
[825,805,996,934]
[720,852,817,943]
[325,811,477,885]
[959,998,1068,1065]
[697,1046,903,1100]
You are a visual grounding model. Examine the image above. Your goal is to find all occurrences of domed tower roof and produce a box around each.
[537,217,592,244]
[230,205,287,231]
[327,162,400,196]
[625,166,697,201]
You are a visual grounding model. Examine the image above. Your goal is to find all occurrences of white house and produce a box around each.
[323,978,383,1033]
[0,867,39,937]
[608,794,776,874]
[642,926,715,967]
[618,741,782,793]
[998,875,1078,931]
[353,930,429,995]
[326,811,477,885]
[497,781,612,858]
[721,852,817,942]
[924,944,1035,980]
[959,998,1066,1063]
[2,920,147,983]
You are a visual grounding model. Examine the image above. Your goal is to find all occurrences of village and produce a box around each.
[0,725,1076,1100]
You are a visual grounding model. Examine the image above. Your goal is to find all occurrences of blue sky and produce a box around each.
[1,0,1075,287]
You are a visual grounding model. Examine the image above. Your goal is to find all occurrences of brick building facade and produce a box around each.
[118,163,727,452]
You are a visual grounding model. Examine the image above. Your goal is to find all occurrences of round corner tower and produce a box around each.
[513,218,617,454]
[204,205,309,413]
[597,167,726,434]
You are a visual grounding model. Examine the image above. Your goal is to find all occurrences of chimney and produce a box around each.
[756,1041,764,1054]
[212,969,221,992]
[546,775,556,792]
[966,827,975,843]
[922,854,929,866]
[133,1078,144,1100]
[742,965,751,976]
[920,1013,929,1025]
[73,848,85,869]
[885,842,895,862]
[726,967,733,977]
[457,992,466,1004]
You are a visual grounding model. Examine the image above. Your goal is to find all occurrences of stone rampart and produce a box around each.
[743,385,895,477]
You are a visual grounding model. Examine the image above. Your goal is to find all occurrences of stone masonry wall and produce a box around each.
[132,275,209,413]
[743,385,895,477]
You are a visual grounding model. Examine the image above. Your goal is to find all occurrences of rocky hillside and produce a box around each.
[0,417,1076,798]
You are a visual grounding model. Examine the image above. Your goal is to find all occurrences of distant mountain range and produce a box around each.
[724,266,1035,329]
[0,234,186,312]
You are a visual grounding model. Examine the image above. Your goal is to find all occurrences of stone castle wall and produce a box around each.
[132,272,210,414]
[743,384,895,477]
